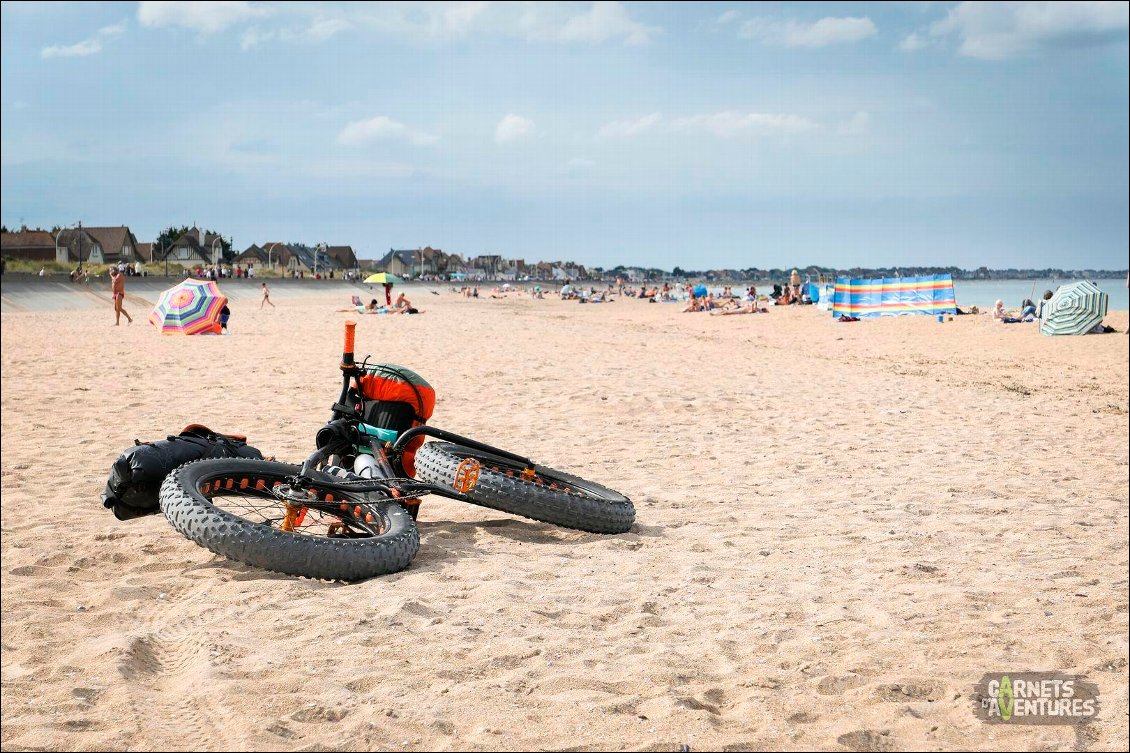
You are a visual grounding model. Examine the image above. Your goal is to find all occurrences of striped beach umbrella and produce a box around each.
[1039,281,1108,336]
[149,278,226,335]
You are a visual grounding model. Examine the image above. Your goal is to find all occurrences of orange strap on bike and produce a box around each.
[342,320,356,368]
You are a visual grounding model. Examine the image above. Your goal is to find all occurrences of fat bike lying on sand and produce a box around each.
[158,321,635,580]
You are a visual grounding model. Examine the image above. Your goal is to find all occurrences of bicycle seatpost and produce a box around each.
[331,320,359,422]
[342,320,356,369]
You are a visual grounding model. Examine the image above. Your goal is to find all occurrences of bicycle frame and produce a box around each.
[294,321,541,506]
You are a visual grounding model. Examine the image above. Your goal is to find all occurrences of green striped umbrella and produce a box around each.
[1039,281,1108,336]
[363,272,402,284]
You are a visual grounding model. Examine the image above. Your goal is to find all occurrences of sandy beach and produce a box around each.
[1,284,1127,751]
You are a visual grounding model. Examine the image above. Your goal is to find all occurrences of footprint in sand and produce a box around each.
[837,729,896,752]
[291,705,350,723]
[873,682,943,702]
[816,674,867,695]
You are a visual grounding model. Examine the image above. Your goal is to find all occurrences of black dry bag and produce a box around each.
[100,425,264,521]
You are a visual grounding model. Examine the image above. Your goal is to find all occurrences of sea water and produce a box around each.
[700,278,1129,311]
[952,279,1128,310]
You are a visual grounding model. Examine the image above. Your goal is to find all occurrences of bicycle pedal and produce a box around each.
[453,458,481,492]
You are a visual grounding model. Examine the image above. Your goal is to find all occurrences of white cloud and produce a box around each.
[303,17,351,42]
[99,21,129,38]
[136,2,659,48]
[671,112,818,138]
[717,10,741,26]
[495,114,535,143]
[838,111,871,135]
[898,32,930,52]
[442,1,490,37]
[929,1,1128,60]
[337,116,438,147]
[137,1,270,34]
[41,19,128,59]
[41,40,103,59]
[240,28,272,50]
[559,1,659,45]
[740,16,877,48]
[596,113,662,140]
[241,16,351,50]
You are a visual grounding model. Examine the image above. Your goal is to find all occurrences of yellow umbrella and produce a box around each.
[363,272,402,284]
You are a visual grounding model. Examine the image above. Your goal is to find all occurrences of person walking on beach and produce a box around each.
[109,266,132,325]
[260,282,275,309]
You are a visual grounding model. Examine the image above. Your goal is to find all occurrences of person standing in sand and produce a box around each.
[109,267,132,325]
[260,282,275,309]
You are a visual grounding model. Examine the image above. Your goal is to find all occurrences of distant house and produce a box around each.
[136,243,154,263]
[0,228,57,262]
[418,246,446,275]
[85,226,141,266]
[164,227,226,267]
[470,254,503,278]
[372,247,449,277]
[326,245,358,270]
[50,226,141,266]
[445,253,465,273]
[285,244,342,273]
[377,249,419,277]
[54,228,104,265]
[237,241,295,270]
[235,243,270,267]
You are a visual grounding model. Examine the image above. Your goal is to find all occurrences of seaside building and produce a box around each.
[0,227,57,262]
[238,241,296,271]
[284,243,342,274]
[52,225,141,267]
[235,243,270,268]
[325,245,358,271]
[162,227,227,267]
[376,247,447,278]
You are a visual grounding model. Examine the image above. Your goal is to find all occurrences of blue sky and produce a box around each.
[2,1,1127,270]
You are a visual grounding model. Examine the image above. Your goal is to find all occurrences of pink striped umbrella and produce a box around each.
[149,278,226,335]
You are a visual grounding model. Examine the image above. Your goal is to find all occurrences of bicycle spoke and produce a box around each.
[203,485,382,538]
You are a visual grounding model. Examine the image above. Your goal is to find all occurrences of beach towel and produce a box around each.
[100,425,263,521]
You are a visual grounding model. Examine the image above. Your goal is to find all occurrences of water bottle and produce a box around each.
[353,454,380,479]
[322,465,358,481]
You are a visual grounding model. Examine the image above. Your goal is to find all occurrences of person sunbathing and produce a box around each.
[710,301,758,315]
[338,297,389,314]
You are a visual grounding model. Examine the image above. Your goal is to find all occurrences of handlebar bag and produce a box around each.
[355,364,435,477]
[100,425,263,521]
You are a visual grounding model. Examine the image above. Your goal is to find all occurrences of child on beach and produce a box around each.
[260,282,275,309]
